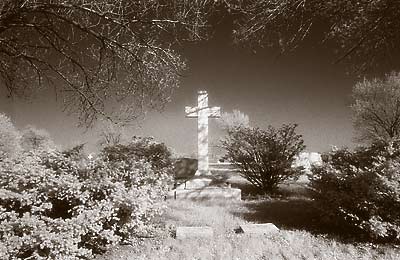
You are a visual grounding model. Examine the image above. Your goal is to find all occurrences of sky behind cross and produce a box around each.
[0,18,358,157]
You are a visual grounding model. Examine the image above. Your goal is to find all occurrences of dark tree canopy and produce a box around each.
[2,1,399,126]
[0,0,216,125]
[231,0,400,72]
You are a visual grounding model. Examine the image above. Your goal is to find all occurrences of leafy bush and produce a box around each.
[310,142,400,241]
[221,124,305,193]
[173,157,198,180]
[101,136,173,171]
[1,136,172,259]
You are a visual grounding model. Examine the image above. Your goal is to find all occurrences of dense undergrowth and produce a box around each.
[310,141,400,242]
[0,114,173,259]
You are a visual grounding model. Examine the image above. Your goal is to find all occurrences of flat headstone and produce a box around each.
[176,226,214,239]
[167,187,241,201]
[239,223,279,236]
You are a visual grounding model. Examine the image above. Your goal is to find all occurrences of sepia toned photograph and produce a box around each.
[0,1,399,259]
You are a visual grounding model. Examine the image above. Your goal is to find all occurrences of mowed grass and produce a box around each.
[96,174,400,260]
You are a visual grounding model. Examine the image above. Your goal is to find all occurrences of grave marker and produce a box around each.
[185,90,220,176]
[166,90,241,201]
[239,223,279,236]
[176,226,214,239]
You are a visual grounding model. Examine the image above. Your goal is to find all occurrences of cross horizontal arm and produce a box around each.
[185,106,221,118]
[208,107,221,118]
[185,106,199,118]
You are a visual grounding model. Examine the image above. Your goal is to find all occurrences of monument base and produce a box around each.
[167,187,241,201]
[194,170,212,176]
[176,176,213,190]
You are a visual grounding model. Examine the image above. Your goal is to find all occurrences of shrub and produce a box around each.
[0,145,171,259]
[173,157,198,180]
[310,142,400,241]
[221,124,305,193]
[101,136,173,171]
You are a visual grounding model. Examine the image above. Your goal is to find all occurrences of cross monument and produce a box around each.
[186,90,221,176]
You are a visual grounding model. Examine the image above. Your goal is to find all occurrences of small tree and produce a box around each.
[20,125,55,152]
[218,109,250,131]
[351,72,400,144]
[221,124,305,193]
[0,113,20,158]
[97,120,129,148]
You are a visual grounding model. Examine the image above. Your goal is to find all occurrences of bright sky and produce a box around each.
[0,20,359,158]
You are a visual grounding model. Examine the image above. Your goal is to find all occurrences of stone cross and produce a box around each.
[186,90,220,176]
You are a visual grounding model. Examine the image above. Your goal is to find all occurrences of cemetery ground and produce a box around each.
[96,172,400,260]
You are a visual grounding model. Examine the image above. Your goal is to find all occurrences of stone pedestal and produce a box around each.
[176,177,213,190]
[167,186,241,201]
[170,175,241,201]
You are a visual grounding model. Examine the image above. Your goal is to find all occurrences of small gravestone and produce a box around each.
[176,226,214,239]
[239,223,279,236]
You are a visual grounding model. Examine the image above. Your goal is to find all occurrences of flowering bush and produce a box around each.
[310,142,400,241]
[221,124,306,193]
[1,141,171,258]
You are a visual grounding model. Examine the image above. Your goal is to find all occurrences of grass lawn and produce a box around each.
[96,174,400,260]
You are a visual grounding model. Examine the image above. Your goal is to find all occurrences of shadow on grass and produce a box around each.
[231,181,321,231]
[230,181,367,242]
[238,198,320,231]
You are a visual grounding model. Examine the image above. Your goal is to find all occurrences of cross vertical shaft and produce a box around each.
[197,91,209,175]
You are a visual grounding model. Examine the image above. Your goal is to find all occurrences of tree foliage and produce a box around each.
[351,72,400,143]
[231,0,400,72]
[221,124,305,193]
[3,1,398,127]
[0,0,217,126]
